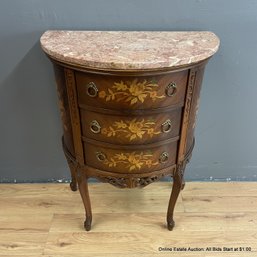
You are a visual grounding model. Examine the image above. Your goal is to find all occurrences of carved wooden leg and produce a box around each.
[166,164,185,231]
[62,136,78,192]
[67,159,78,192]
[77,170,92,231]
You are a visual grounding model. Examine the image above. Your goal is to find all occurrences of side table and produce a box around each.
[40,31,219,231]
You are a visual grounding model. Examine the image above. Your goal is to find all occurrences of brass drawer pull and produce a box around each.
[90,120,101,134]
[165,82,177,96]
[161,119,172,133]
[96,152,106,161]
[86,82,98,97]
[159,152,169,163]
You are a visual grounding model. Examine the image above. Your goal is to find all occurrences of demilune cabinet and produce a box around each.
[40,30,219,231]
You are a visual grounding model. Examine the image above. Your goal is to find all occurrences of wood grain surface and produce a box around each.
[75,70,188,110]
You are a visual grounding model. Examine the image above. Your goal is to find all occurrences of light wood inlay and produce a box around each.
[64,68,84,164]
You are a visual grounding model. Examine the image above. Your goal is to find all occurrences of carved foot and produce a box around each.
[167,219,175,231]
[70,181,77,191]
[84,218,92,231]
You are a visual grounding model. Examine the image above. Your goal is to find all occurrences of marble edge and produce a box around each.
[40,30,220,71]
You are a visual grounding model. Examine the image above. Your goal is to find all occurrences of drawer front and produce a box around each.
[76,70,188,110]
[81,109,182,144]
[84,141,178,173]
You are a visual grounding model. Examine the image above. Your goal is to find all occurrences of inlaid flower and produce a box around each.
[101,118,160,141]
[113,81,127,91]
[145,160,153,167]
[115,153,127,161]
[97,79,165,105]
[107,126,116,137]
[128,119,144,134]
[99,91,106,98]
[114,120,127,129]
[147,128,155,137]
[101,151,159,171]
[150,91,157,98]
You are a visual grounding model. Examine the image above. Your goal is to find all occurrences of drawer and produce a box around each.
[81,109,182,144]
[76,70,188,110]
[84,140,178,173]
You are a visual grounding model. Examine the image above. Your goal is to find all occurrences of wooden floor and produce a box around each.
[0,182,256,256]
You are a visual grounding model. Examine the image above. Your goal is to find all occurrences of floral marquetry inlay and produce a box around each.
[98,151,159,171]
[98,79,165,105]
[101,118,160,141]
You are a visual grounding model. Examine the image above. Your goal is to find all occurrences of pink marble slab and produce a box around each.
[40,30,219,70]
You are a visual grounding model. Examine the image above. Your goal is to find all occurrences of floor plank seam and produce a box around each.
[42,213,55,256]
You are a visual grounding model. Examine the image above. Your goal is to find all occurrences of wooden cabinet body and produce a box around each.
[41,31,219,230]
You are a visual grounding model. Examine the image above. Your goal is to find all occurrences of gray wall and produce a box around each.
[1,0,257,182]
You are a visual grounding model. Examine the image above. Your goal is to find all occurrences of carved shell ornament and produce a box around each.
[98,79,165,105]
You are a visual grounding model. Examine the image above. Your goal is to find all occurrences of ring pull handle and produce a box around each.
[161,119,172,133]
[90,120,101,134]
[165,82,177,97]
[86,82,98,97]
[96,152,106,162]
[159,152,169,163]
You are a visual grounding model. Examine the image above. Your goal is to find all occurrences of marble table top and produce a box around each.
[40,30,219,70]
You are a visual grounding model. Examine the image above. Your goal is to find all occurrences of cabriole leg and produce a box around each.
[67,159,78,191]
[62,136,78,192]
[77,170,92,231]
[166,164,185,231]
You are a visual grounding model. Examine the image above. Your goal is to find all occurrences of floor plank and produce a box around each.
[0,214,53,233]
[0,232,48,256]
[0,197,83,215]
[0,184,72,198]
[0,183,183,215]
[44,231,257,255]
[49,212,257,232]
[0,182,257,257]
[181,182,257,196]
[182,195,257,212]
[42,254,257,257]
